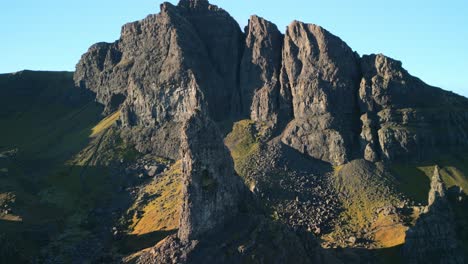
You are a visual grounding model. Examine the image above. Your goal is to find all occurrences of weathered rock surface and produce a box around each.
[358,54,468,162]
[280,21,361,165]
[136,215,336,264]
[240,15,284,127]
[403,166,465,264]
[71,0,468,262]
[75,0,244,159]
[178,110,245,242]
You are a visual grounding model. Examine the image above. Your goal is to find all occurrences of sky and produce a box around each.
[1,0,467,96]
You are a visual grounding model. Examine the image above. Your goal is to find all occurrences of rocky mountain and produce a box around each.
[1,0,468,263]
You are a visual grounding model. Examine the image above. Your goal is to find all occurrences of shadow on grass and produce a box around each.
[322,245,403,264]
[118,230,177,254]
[0,219,52,263]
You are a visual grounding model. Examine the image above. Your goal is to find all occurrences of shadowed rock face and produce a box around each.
[72,0,468,262]
[280,21,361,165]
[75,1,244,159]
[178,110,244,242]
[240,15,284,126]
[358,54,468,162]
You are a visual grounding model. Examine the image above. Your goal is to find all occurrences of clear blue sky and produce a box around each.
[1,0,467,96]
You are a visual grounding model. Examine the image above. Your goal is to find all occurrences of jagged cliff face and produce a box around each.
[72,0,468,262]
[75,0,468,165]
[240,15,284,125]
[359,55,468,162]
[75,0,244,159]
[280,21,361,165]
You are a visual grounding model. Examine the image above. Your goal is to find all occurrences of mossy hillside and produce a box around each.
[0,72,138,260]
[391,152,468,204]
[0,71,102,162]
[330,160,404,240]
[35,114,143,261]
[126,160,183,235]
[118,161,183,253]
[224,119,260,185]
[90,111,121,137]
[451,195,468,260]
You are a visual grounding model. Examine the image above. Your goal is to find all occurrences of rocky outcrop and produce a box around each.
[240,15,284,127]
[178,110,245,242]
[358,54,468,162]
[135,109,246,263]
[75,0,468,165]
[403,166,465,264]
[71,0,468,262]
[280,21,361,165]
[175,0,245,119]
[75,0,244,159]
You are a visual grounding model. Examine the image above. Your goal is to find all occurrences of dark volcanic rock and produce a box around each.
[403,166,465,263]
[280,21,361,165]
[240,15,284,127]
[358,54,468,162]
[75,1,244,159]
[71,0,468,262]
[176,0,245,119]
[178,110,245,242]
[137,109,247,262]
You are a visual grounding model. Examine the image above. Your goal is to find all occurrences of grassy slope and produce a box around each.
[391,153,468,204]
[0,71,108,261]
[128,160,182,235]
[391,153,468,258]
[0,71,185,261]
[329,161,406,248]
[224,119,260,187]
[119,160,182,255]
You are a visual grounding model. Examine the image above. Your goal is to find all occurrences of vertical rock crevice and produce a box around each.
[279,21,361,165]
[240,15,285,129]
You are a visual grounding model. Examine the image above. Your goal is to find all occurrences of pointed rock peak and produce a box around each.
[286,20,305,34]
[285,20,348,49]
[287,20,321,33]
[177,0,210,9]
[428,165,446,206]
[159,2,177,13]
[177,110,244,242]
[249,15,274,26]
[246,15,280,36]
[288,20,303,27]
[361,53,404,78]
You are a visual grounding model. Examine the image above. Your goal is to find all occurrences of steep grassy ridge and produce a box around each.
[0,71,105,261]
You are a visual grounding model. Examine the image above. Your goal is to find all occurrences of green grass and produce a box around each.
[391,165,431,204]
[91,111,120,137]
[330,160,403,239]
[0,71,115,260]
[391,152,468,205]
[224,120,260,186]
[390,152,468,257]
[124,161,182,236]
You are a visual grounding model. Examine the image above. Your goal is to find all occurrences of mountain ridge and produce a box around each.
[0,0,467,263]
